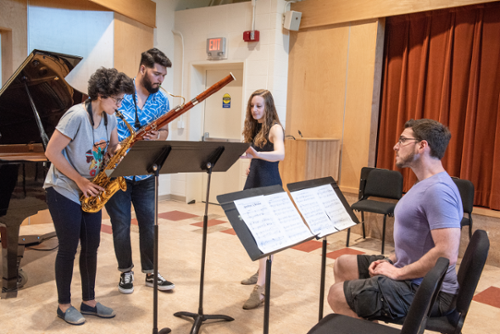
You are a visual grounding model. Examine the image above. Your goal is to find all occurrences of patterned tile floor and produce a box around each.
[2,200,499,333]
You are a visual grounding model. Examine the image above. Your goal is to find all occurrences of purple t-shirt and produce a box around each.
[393,171,463,294]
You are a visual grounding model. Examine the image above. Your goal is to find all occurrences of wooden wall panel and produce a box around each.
[292,0,499,29]
[113,13,154,78]
[0,0,27,84]
[0,29,13,86]
[286,23,349,140]
[89,0,156,28]
[341,20,383,192]
[286,20,382,192]
[30,0,105,10]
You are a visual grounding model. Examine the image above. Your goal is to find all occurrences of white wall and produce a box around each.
[169,0,291,202]
[174,0,290,120]
[26,1,291,201]
[27,6,114,93]
[153,0,179,196]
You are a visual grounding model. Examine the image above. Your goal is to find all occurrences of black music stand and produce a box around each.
[111,140,248,333]
[287,176,360,321]
[111,140,249,334]
[110,140,172,334]
[217,185,315,334]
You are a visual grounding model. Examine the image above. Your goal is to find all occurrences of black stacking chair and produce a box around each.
[307,257,450,334]
[425,229,489,334]
[347,167,403,254]
[375,229,489,333]
[451,177,475,240]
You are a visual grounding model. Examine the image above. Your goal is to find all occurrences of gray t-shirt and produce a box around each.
[393,171,463,294]
[44,103,117,204]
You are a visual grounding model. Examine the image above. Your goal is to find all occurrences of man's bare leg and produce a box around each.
[334,254,359,282]
[328,254,362,318]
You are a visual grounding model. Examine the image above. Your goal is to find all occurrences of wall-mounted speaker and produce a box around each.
[283,11,302,31]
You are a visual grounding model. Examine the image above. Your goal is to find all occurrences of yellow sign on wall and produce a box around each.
[223,93,231,108]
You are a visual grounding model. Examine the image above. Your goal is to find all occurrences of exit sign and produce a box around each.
[206,37,227,60]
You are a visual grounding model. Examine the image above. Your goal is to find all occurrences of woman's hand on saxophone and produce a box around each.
[106,143,122,158]
[77,177,105,198]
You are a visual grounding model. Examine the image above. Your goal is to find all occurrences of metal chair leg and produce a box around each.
[347,211,367,247]
[361,211,366,239]
[469,214,473,240]
[381,214,387,254]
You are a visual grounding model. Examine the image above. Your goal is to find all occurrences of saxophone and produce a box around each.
[80,110,136,213]
[80,72,236,213]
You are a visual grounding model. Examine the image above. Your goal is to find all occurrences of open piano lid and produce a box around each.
[0,49,84,146]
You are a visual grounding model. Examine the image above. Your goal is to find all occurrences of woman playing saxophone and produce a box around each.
[43,67,134,325]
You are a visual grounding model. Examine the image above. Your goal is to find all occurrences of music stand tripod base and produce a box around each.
[173,148,244,334]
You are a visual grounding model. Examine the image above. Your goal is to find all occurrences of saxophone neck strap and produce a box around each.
[85,99,108,128]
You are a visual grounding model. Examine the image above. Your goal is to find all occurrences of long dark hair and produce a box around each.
[242,89,283,147]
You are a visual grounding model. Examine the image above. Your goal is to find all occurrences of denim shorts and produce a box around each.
[343,254,456,320]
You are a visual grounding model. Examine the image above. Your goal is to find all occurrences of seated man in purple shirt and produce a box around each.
[328,119,463,320]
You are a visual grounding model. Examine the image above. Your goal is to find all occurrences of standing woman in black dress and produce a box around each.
[240,89,285,309]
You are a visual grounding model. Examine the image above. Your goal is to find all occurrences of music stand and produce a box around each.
[110,140,172,334]
[287,176,360,321]
[112,140,249,334]
[217,185,316,334]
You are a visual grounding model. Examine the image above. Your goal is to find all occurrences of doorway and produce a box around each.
[201,67,244,204]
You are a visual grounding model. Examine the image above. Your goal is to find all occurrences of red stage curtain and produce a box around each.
[377,2,500,210]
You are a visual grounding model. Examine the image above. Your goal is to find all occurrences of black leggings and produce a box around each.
[46,187,101,304]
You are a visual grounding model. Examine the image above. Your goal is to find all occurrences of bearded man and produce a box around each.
[327,119,462,321]
[105,48,175,294]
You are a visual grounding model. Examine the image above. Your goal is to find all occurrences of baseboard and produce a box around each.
[159,194,186,203]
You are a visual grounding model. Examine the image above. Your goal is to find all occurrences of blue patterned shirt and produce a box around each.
[117,81,170,181]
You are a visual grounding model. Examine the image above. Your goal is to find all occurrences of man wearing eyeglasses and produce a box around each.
[105,48,175,295]
[328,119,462,321]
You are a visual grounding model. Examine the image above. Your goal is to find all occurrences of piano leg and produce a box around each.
[1,224,22,298]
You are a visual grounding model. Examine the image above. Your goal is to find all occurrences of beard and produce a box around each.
[142,74,160,94]
[395,150,416,168]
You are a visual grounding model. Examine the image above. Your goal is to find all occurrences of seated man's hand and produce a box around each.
[369,260,400,280]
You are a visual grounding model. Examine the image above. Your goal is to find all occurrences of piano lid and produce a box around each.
[0,49,84,145]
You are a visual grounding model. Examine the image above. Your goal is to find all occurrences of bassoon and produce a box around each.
[81,72,235,212]
[134,73,235,142]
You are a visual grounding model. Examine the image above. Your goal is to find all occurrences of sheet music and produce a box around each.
[289,188,337,237]
[266,192,314,243]
[234,196,294,253]
[315,184,356,231]
[232,184,356,254]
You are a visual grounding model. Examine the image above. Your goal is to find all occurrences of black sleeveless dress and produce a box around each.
[243,123,282,190]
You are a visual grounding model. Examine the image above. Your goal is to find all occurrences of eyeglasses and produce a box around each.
[110,96,124,105]
[397,136,420,146]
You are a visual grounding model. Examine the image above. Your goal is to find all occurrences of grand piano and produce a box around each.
[0,49,84,298]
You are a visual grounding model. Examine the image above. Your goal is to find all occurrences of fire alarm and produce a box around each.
[243,30,260,42]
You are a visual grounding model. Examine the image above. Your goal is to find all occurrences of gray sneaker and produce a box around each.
[80,302,116,318]
[119,271,134,294]
[57,306,86,325]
